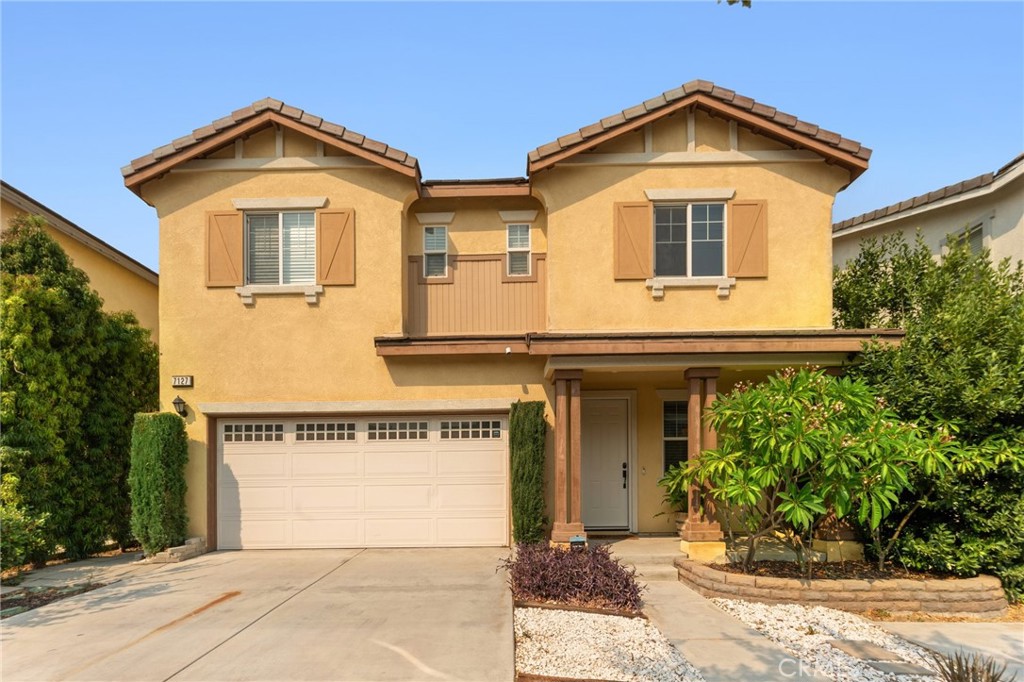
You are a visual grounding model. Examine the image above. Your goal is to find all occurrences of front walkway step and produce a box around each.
[630,564,680,582]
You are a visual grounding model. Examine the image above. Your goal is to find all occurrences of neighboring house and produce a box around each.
[123,80,893,551]
[1,181,160,342]
[833,153,1024,268]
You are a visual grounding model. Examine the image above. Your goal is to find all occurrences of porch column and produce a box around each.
[679,368,723,544]
[551,370,585,542]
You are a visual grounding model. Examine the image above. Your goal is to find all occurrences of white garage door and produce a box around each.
[218,416,508,549]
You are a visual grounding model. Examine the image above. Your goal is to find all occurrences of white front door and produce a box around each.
[581,397,630,529]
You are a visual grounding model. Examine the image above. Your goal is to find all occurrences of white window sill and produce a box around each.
[235,284,323,305]
[645,276,736,300]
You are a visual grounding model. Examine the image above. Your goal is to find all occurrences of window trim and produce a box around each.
[647,202,735,299]
[244,210,317,287]
[423,225,449,279]
[506,223,532,277]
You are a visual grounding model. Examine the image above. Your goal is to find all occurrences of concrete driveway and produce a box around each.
[1,548,514,681]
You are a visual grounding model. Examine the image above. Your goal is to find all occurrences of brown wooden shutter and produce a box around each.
[728,200,768,278]
[317,209,355,285]
[613,202,653,280]
[206,211,243,287]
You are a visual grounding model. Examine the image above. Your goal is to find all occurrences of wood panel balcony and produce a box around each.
[406,254,546,336]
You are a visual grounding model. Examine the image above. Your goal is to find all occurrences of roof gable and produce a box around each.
[527,80,871,179]
[122,98,420,195]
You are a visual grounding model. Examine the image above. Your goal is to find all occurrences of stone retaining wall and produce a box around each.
[675,558,1007,619]
[147,537,206,564]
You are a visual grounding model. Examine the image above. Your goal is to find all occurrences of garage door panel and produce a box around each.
[364,484,432,510]
[292,519,361,546]
[437,483,506,510]
[365,518,432,545]
[219,416,507,549]
[436,450,505,476]
[223,452,288,478]
[291,452,360,477]
[292,485,360,511]
[437,516,505,545]
[364,450,432,476]
[230,486,290,512]
[236,519,289,548]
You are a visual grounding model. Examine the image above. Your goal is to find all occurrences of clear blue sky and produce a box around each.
[2,1,1022,272]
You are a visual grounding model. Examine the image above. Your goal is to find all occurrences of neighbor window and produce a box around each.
[963,222,984,254]
[506,224,531,276]
[246,211,315,285]
[654,203,725,277]
[423,226,448,277]
[663,401,688,472]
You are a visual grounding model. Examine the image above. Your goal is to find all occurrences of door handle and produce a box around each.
[622,462,628,489]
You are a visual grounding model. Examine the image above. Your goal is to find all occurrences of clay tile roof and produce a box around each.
[122,98,420,182]
[528,79,872,174]
[832,154,1023,233]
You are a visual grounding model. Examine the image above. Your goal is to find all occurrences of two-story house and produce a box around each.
[123,80,894,553]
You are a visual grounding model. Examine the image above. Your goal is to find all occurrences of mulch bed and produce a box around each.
[710,560,953,581]
[1,583,106,618]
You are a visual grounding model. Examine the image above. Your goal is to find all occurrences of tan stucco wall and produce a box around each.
[405,196,547,256]
[534,160,848,332]
[1,198,159,341]
[833,173,1024,268]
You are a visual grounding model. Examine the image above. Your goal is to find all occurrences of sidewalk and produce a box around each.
[882,622,1024,677]
[1,551,169,596]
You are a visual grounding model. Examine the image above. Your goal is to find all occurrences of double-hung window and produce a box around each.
[246,211,316,285]
[506,224,531,276]
[663,400,689,472]
[654,203,725,277]
[423,226,448,277]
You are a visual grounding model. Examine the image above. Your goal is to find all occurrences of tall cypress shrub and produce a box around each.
[129,413,189,555]
[510,401,547,543]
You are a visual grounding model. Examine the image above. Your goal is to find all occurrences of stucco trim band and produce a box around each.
[644,188,736,202]
[498,210,539,222]
[231,197,328,210]
[197,398,518,416]
[415,212,456,225]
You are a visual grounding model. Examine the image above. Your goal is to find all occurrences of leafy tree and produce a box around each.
[662,367,962,575]
[1,215,158,560]
[835,234,1024,600]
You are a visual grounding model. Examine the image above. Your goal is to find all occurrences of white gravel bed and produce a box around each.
[514,607,704,682]
[712,599,937,681]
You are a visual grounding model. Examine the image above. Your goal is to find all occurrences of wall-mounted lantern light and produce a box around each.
[172,395,188,418]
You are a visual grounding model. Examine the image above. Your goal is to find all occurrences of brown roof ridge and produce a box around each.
[122,98,420,185]
[832,152,1024,233]
[527,79,871,174]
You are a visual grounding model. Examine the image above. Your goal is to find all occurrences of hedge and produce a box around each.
[510,401,547,543]
[129,413,189,555]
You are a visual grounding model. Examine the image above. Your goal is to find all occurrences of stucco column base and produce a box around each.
[812,539,865,562]
[550,522,586,543]
[679,540,727,563]
[679,518,723,542]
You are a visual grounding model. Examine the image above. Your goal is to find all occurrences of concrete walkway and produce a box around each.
[882,622,1024,677]
[605,536,799,681]
[2,548,514,681]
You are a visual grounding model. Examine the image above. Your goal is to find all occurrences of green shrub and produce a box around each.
[836,235,1024,602]
[129,413,189,555]
[1,216,158,559]
[0,459,51,572]
[510,401,547,543]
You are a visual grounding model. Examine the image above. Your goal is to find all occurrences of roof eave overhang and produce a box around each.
[123,111,420,197]
[527,94,869,181]
[374,330,904,357]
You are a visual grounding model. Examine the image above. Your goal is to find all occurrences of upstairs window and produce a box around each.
[654,203,725,277]
[423,226,448,278]
[506,224,531,276]
[246,211,315,285]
